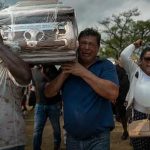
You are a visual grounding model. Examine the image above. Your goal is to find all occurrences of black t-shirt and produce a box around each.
[32,65,61,105]
[116,64,129,104]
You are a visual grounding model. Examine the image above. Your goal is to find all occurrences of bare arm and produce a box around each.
[0,41,31,85]
[81,69,119,103]
[62,62,119,103]
[45,71,69,97]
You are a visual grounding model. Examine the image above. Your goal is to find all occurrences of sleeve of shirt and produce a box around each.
[100,60,119,85]
[120,44,138,79]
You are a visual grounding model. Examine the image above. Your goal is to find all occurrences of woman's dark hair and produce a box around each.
[78,28,101,47]
[140,47,150,60]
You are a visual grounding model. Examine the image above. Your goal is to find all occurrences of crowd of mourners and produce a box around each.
[1,28,150,150]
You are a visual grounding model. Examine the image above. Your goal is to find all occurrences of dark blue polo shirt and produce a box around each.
[62,59,119,139]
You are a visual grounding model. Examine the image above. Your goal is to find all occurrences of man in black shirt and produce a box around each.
[115,60,129,140]
[32,65,62,150]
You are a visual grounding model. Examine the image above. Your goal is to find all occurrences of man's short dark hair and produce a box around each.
[78,28,101,47]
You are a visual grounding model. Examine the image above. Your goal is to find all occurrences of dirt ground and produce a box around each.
[25,110,133,150]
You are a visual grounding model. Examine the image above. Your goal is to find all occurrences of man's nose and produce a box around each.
[85,43,89,49]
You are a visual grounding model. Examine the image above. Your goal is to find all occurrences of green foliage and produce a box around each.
[98,8,150,59]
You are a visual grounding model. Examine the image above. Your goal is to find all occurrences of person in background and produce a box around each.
[45,28,119,150]
[21,87,28,118]
[32,65,62,150]
[120,39,150,149]
[27,81,36,110]
[115,58,129,140]
[0,35,31,150]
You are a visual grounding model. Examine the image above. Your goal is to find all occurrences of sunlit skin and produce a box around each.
[140,51,150,76]
[78,36,99,68]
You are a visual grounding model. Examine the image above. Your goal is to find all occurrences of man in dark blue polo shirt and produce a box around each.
[45,28,119,150]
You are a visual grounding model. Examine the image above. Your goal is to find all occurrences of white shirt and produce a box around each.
[0,62,26,149]
[134,71,150,107]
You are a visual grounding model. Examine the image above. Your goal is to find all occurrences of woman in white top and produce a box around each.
[120,39,150,150]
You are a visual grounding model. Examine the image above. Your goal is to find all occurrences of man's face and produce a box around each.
[140,51,150,76]
[78,35,99,66]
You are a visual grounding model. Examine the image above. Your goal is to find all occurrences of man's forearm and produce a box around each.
[45,72,68,97]
[80,70,119,103]
[0,43,31,84]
